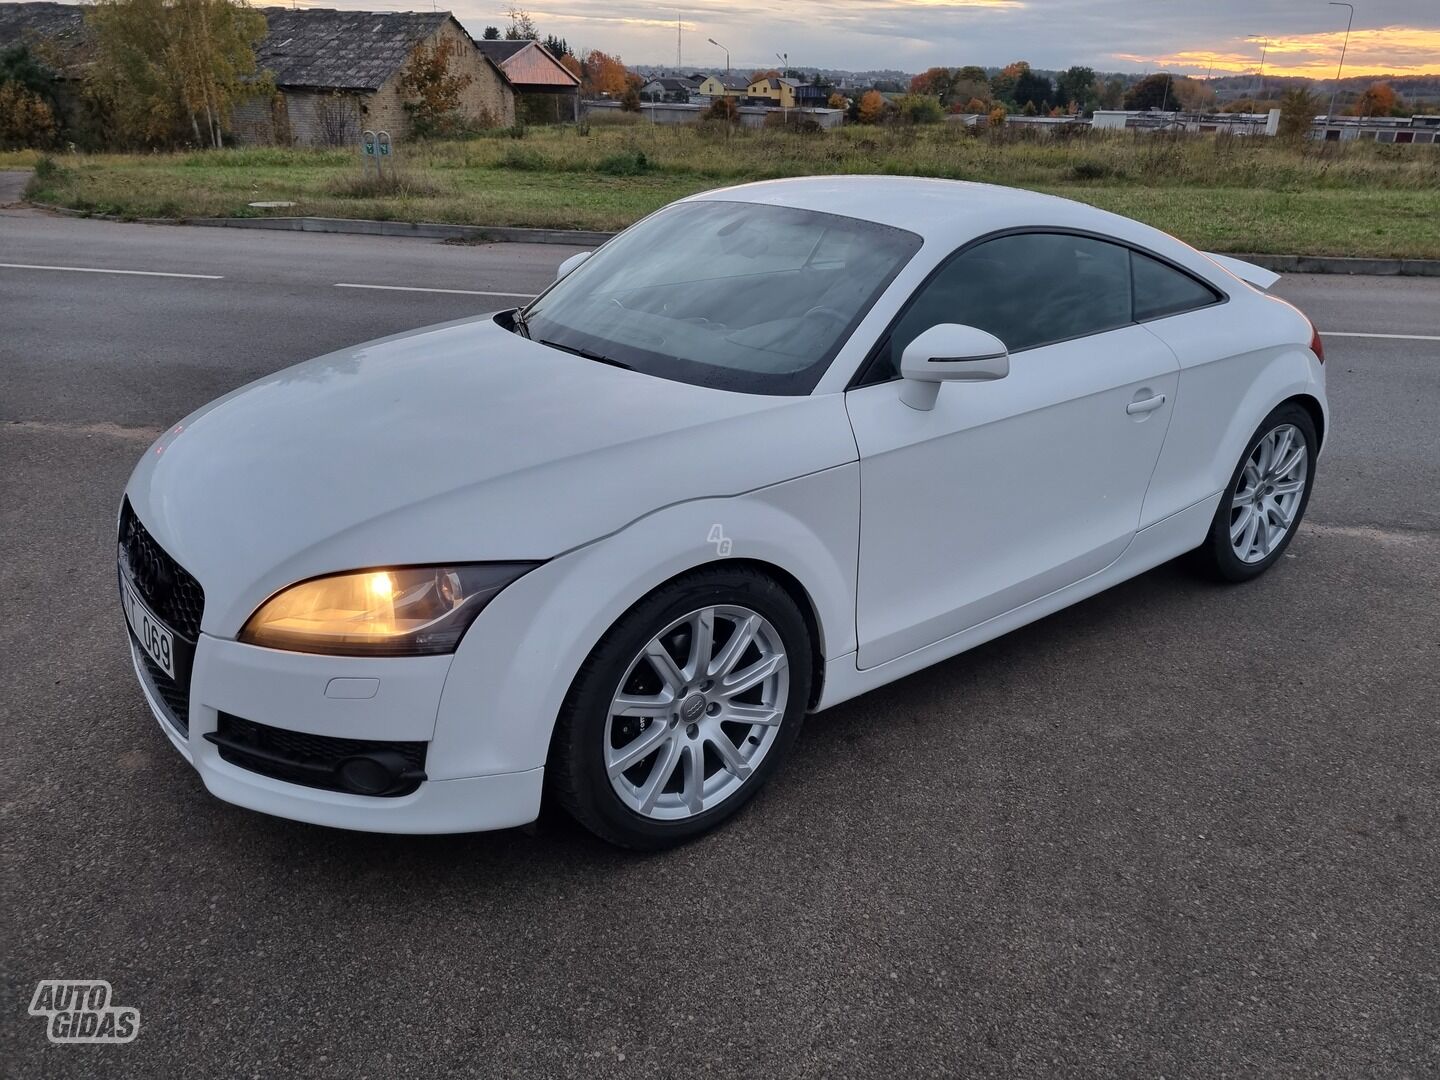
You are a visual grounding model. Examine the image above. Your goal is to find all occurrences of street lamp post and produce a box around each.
[776,52,789,118]
[707,36,729,75]
[1326,2,1355,129]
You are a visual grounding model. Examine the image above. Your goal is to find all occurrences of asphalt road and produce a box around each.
[3,206,1438,1078]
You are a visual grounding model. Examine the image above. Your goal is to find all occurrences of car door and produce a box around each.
[845,231,1180,669]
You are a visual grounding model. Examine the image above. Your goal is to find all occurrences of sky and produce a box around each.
[418,0,1440,77]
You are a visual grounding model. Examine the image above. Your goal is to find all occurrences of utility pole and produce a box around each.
[1326,2,1355,129]
[677,11,682,70]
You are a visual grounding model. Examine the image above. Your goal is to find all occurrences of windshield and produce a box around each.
[519,200,921,395]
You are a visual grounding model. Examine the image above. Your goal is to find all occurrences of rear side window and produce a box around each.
[1131,250,1221,321]
[863,231,1134,381]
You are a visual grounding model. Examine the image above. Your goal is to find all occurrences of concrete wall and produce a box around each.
[586,100,844,129]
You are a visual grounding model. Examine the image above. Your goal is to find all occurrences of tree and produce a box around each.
[749,68,781,83]
[987,104,1007,127]
[86,0,268,148]
[1,44,60,105]
[1353,81,1400,117]
[542,34,570,58]
[1098,75,1125,110]
[482,26,500,40]
[896,93,944,124]
[856,89,886,124]
[619,86,641,112]
[1055,65,1097,114]
[989,60,1028,103]
[1012,69,1052,111]
[398,36,474,138]
[1278,85,1318,139]
[826,90,847,110]
[0,80,57,147]
[1170,76,1215,112]
[503,6,537,40]
[581,49,629,97]
[705,95,737,123]
[1124,73,1177,111]
[909,66,952,97]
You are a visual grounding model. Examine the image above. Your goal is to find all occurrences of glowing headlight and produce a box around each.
[239,564,538,656]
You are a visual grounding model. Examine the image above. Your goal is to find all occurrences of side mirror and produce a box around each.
[554,250,592,283]
[898,323,1010,411]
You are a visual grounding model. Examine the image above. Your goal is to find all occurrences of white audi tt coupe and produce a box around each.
[119,177,1327,848]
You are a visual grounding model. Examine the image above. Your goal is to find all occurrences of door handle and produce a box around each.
[1126,393,1166,415]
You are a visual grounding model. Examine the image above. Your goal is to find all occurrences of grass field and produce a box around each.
[6,121,1440,257]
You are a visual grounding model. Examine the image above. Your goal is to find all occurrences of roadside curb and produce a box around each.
[24,199,1440,274]
[1231,252,1440,278]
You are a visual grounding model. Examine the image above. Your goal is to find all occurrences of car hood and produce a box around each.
[125,314,857,635]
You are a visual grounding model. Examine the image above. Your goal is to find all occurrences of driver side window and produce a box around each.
[862,232,1134,383]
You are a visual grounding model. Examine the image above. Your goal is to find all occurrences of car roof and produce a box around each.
[685,176,1214,278]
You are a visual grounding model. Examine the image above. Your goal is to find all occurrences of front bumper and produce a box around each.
[129,633,543,834]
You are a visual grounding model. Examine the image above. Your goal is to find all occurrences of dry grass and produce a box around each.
[7,125,1439,257]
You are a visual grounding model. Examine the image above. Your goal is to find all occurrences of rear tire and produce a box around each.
[1194,402,1317,582]
[548,566,811,850]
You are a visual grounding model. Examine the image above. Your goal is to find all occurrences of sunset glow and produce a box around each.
[1115,26,1440,78]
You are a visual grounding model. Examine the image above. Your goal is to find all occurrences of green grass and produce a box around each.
[6,124,1439,257]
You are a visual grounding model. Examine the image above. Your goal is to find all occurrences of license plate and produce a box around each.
[120,574,176,679]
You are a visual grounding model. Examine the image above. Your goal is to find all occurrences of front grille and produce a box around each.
[209,714,428,797]
[118,500,205,639]
[135,645,189,735]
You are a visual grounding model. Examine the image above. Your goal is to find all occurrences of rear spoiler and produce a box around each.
[1204,252,1281,291]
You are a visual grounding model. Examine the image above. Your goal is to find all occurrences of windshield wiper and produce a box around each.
[511,306,532,340]
[538,339,633,371]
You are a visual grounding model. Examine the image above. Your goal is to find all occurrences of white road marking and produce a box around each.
[334,283,535,298]
[0,261,223,280]
[1321,331,1440,342]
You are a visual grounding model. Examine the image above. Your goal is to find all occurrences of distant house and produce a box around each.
[744,76,825,109]
[232,9,516,146]
[640,76,697,103]
[695,74,748,98]
[475,38,580,121]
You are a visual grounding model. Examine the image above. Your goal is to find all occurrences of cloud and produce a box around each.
[1116,26,1440,77]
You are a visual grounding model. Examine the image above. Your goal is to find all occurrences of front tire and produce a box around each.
[548,566,812,850]
[1195,402,1317,582]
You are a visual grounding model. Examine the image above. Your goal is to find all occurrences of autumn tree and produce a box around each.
[988,60,1028,103]
[581,49,629,97]
[910,67,951,97]
[1353,81,1400,117]
[1278,85,1318,139]
[749,68,781,83]
[827,90,847,110]
[856,89,887,124]
[398,37,474,137]
[0,80,57,147]
[705,95,737,122]
[86,0,267,148]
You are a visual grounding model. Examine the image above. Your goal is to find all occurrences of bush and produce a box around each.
[499,145,547,170]
[1067,159,1111,181]
[894,94,945,125]
[596,148,649,175]
[0,81,57,149]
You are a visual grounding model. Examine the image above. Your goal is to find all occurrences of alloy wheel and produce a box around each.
[604,605,789,821]
[1229,422,1308,563]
